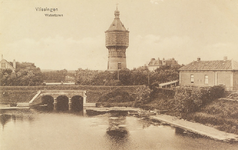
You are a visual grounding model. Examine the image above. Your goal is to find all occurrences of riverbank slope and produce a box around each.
[0,85,140,105]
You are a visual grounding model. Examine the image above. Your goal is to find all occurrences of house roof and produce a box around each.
[179,59,238,71]
[148,59,162,66]
[106,8,128,32]
[148,58,178,66]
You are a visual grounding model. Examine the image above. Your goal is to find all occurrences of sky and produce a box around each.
[1,0,238,70]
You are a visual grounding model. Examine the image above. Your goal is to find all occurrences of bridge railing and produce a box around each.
[0,85,141,90]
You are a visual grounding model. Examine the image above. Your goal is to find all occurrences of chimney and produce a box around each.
[151,58,155,60]
[1,54,3,60]
[158,57,160,60]
[197,57,201,61]
[224,56,227,61]
[13,59,16,69]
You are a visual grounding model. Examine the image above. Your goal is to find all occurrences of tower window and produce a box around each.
[190,74,194,83]
[205,75,208,84]
[118,63,121,69]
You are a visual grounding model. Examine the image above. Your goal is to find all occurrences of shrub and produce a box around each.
[133,85,151,107]
[98,88,134,103]
[210,85,225,99]
[174,85,225,114]
[174,86,202,114]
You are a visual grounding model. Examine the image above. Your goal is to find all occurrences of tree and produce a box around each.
[42,69,68,82]
[117,69,132,85]
[149,65,180,87]
[91,71,115,85]
[0,62,43,86]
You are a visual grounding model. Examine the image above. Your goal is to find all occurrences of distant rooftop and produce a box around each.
[179,57,238,71]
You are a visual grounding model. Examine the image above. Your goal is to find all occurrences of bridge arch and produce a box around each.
[41,95,54,111]
[71,95,84,111]
[56,95,69,111]
[30,90,87,111]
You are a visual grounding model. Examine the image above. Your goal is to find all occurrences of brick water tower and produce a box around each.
[105,6,129,71]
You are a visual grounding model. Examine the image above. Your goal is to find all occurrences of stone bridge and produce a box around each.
[29,90,87,111]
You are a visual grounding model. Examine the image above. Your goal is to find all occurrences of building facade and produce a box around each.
[105,7,129,71]
[0,55,16,72]
[179,57,238,91]
[148,58,179,71]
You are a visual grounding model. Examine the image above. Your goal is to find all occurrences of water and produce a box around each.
[1,110,238,150]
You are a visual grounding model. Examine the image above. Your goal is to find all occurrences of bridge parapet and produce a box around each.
[40,90,86,99]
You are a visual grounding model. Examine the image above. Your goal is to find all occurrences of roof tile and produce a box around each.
[179,60,238,71]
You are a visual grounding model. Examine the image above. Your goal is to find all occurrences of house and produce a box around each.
[0,55,16,72]
[179,57,238,91]
[148,58,179,71]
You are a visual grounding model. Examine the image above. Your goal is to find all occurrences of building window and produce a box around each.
[118,63,121,70]
[205,75,208,84]
[1,63,6,68]
[190,74,194,83]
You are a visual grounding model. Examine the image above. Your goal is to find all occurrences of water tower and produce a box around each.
[105,6,129,71]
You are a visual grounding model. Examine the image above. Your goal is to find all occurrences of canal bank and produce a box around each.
[150,115,238,142]
[85,107,238,142]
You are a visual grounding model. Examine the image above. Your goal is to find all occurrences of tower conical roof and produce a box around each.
[106,7,127,32]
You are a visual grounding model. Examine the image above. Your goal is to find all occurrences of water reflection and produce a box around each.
[0,114,11,129]
[106,112,129,149]
[107,112,128,138]
[0,112,35,130]
[1,109,238,150]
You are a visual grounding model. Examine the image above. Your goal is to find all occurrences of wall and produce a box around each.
[233,71,238,90]
[107,47,127,71]
[217,71,232,90]
[106,30,129,71]
[105,32,129,47]
[0,85,141,104]
[180,71,215,86]
[1,90,37,104]
[180,70,234,90]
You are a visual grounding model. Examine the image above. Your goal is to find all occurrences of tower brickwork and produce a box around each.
[105,7,129,71]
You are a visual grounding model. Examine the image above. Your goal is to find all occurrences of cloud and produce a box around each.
[5,35,107,70]
[3,34,238,71]
[127,34,195,67]
[150,0,164,5]
[202,43,238,61]
[5,34,195,70]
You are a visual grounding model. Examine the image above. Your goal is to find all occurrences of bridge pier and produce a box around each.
[68,98,72,111]
[53,98,57,111]
[83,96,86,104]
[83,91,87,104]
[37,90,87,111]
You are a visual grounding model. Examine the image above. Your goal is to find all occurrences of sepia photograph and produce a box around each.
[1,0,238,149]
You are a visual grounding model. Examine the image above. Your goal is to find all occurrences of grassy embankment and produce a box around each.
[97,87,238,135]
[185,99,238,134]
[149,92,238,134]
[0,85,140,105]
